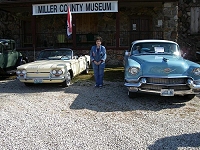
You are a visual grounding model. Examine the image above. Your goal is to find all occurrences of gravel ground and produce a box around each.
[0,78,200,150]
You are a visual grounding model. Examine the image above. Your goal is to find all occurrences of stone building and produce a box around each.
[0,0,179,65]
[178,0,200,61]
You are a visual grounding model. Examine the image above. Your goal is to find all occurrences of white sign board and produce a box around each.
[154,47,164,53]
[32,1,118,15]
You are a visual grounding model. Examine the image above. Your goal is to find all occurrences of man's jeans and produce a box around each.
[93,66,104,86]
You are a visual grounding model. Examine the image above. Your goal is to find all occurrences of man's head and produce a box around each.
[136,46,141,52]
[136,46,141,50]
[96,36,102,47]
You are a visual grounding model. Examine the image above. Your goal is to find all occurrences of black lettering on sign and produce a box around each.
[86,3,90,11]
[63,4,68,12]
[106,3,111,10]
[71,4,76,12]
[60,4,63,12]
[80,4,83,11]
[49,5,52,13]
[38,5,57,13]
[85,2,112,11]
[54,5,57,12]
[60,4,68,12]
[99,3,102,11]
[38,6,43,13]
[95,3,98,11]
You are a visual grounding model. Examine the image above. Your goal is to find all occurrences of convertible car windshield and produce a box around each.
[37,49,72,60]
[131,42,180,55]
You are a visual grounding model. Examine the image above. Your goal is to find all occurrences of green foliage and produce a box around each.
[73,67,124,82]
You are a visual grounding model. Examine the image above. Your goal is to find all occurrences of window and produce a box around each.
[191,7,200,34]
[131,42,179,55]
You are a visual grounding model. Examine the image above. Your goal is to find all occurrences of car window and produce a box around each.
[3,42,15,51]
[37,50,72,60]
[131,42,180,56]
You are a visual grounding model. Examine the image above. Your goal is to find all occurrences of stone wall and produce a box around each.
[101,2,179,66]
[178,0,200,61]
[163,2,179,41]
[0,10,22,47]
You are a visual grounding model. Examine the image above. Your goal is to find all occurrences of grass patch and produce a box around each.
[73,66,124,82]
[104,67,124,82]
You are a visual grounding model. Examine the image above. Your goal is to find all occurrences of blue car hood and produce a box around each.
[129,55,198,77]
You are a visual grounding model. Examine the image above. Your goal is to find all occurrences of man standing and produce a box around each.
[90,36,107,88]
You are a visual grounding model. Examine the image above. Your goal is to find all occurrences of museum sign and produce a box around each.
[32,1,118,15]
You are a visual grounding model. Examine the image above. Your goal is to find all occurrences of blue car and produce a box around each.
[124,39,200,99]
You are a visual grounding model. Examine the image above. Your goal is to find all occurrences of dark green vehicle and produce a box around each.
[0,39,27,75]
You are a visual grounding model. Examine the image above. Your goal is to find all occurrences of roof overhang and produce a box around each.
[0,0,178,13]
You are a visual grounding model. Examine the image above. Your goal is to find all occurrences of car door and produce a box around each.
[70,58,80,76]
[4,41,18,68]
[78,56,86,73]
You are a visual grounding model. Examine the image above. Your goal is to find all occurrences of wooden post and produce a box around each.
[31,15,36,60]
[116,12,120,49]
[31,15,36,47]
[72,13,76,49]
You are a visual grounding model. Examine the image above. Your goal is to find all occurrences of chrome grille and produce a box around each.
[146,78,187,84]
[141,85,190,91]
[26,73,50,78]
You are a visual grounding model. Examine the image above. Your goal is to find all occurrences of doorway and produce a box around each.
[130,16,152,41]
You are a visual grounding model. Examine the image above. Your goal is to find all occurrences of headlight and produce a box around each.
[51,69,63,75]
[128,67,140,75]
[52,69,57,75]
[22,69,27,74]
[57,70,63,75]
[16,70,21,75]
[193,68,200,76]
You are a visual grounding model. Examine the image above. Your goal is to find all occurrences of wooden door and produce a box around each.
[130,16,152,41]
[23,21,32,46]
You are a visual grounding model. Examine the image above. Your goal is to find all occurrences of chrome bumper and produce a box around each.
[126,87,197,95]
[124,78,200,95]
[17,76,66,83]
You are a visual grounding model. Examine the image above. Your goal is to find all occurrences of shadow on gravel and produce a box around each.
[67,81,193,112]
[0,79,65,93]
[148,132,200,150]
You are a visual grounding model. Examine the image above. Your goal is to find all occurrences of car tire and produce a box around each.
[61,71,71,87]
[128,91,138,98]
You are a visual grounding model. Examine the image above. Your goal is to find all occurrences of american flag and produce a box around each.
[67,6,72,37]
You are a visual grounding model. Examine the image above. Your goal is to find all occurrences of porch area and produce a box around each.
[15,31,163,49]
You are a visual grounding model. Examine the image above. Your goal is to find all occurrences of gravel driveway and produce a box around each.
[0,78,200,150]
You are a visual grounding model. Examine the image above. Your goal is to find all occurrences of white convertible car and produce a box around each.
[16,48,90,87]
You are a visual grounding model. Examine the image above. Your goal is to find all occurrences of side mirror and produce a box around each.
[125,50,130,56]
[182,53,186,58]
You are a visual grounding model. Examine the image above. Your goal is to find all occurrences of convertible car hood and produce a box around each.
[130,55,195,76]
[18,60,71,72]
